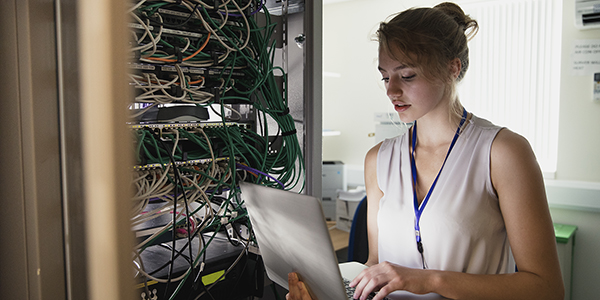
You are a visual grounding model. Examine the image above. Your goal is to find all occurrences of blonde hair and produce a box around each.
[376,2,478,122]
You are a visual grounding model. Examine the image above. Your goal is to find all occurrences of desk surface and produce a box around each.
[327,221,349,251]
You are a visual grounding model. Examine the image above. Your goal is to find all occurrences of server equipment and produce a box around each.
[127,1,305,299]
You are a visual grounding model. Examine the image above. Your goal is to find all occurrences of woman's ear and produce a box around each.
[449,58,462,80]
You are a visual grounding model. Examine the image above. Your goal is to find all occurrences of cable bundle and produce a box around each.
[127,1,303,299]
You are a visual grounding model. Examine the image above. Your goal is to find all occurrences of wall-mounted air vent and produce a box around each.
[576,0,600,29]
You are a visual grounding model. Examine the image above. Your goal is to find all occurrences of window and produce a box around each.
[457,0,562,176]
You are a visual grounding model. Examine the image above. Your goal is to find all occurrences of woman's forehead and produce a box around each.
[378,46,416,68]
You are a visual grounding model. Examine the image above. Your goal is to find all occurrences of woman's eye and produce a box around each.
[402,74,416,80]
[381,77,389,83]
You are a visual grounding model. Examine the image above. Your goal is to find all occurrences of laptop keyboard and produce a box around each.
[343,278,390,300]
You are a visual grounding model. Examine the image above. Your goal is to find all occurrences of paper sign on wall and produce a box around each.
[572,39,600,76]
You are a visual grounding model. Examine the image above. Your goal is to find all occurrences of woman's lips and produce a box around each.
[394,103,410,113]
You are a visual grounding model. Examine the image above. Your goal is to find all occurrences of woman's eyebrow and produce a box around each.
[377,64,409,72]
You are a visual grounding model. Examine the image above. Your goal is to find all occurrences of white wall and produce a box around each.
[323,1,600,299]
[551,2,600,299]
[557,0,600,181]
[322,0,435,169]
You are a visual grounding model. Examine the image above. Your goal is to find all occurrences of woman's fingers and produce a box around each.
[286,272,313,300]
[287,273,300,300]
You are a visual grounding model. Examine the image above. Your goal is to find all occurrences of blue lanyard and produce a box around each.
[410,108,467,258]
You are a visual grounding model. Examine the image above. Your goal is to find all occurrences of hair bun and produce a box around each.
[434,2,478,40]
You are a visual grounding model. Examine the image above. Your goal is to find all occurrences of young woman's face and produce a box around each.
[378,48,449,123]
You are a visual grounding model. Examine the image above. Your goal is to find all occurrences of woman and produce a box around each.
[287,2,564,300]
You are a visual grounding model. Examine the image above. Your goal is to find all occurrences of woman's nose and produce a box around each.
[386,78,403,99]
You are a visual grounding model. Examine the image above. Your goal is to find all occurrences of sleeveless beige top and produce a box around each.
[376,115,514,274]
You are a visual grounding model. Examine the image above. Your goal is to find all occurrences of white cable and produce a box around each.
[130,12,163,56]
[127,0,148,13]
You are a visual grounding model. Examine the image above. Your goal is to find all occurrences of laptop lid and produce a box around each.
[239,182,348,300]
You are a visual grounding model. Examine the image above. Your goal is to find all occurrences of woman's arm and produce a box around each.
[364,143,384,267]
[350,129,564,300]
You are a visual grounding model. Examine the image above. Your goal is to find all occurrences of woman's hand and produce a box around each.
[285,272,313,300]
[349,261,434,300]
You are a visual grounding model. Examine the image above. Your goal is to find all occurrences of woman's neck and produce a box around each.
[413,106,465,149]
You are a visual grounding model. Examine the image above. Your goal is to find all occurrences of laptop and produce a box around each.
[239,182,384,300]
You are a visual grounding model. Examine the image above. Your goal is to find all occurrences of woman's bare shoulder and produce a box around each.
[490,128,544,200]
[365,141,384,169]
[491,128,536,163]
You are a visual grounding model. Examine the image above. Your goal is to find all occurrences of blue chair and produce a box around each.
[347,196,368,264]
